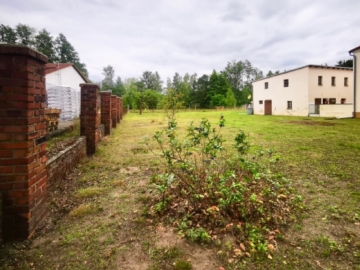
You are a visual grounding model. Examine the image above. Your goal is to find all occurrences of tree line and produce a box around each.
[101,60,263,113]
[0,23,89,78]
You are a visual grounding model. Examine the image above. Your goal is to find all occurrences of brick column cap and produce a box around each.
[0,44,48,63]
[100,91,112,95]
[79,83,100,88]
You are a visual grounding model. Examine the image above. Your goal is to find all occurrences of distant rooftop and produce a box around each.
[45,63,89,83]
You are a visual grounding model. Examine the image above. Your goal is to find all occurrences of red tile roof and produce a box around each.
[45,63,89,83]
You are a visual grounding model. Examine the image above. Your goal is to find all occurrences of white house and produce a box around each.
[45,63,88,90]
[349,45,360,118]
[45,63,89,120]
[252,65,353,118]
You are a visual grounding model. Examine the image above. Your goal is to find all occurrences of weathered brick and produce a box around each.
[0,166,13,173]
[80,84,99,155]
[0,44,48,242]
[0,150,13,158]
[0,182,14,190]
[0,133,12,141]
[0,94,34,102]
[13,150,28,158]
[0,141,33,149]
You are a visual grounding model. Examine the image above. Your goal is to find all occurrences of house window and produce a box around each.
[284,79,289,87]
[287,101,292,110]
[259,100,263,104]
[344,77,348,86]
[318,76,322,86]
[265,82,268,89]
[331,77,336,86]
[323,98,328,104]
[329,98,336,104]
[341,98,346,104]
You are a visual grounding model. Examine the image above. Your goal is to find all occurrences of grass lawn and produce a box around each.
[1,110,359,269]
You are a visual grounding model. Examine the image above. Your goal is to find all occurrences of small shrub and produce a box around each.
[148,116,301,256]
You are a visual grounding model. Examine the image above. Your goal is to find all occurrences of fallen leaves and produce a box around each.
[267,244,275,252]
[233,249,243,257]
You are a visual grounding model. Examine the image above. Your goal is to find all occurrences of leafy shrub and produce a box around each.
[149,116,301,255]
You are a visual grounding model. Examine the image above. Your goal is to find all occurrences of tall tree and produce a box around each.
[172,72,182,91]
[221,60,263,105]
[140,71,163,92]
[191,74,210,108]
[54,33,79,63]
[210,94,226,108]
[0,24,17,44]
[34,29,57,62]
[75,62,89,78]
[143,90,162,110]
[101,65,115,90]
[336,59,353,68]
[225,87,236,108]
[209,70,228,97]
[266,70,280,77]
[15,24,36,46]
[112,76,126,97]
[122,78,138,109]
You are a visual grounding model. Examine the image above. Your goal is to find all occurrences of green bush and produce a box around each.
[149,116,301,254]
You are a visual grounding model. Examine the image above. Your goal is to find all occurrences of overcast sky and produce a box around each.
[1,0,360,83]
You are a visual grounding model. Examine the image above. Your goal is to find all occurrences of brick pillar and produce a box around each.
[111,95,117,128]
[0,44,48,242]
[80,83,99,155]
[119,98,123,120]
[100,91,112,135]
[116,97,120,123]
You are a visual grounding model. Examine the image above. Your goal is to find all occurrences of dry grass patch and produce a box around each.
[69,203,99,217]
[76,187,106,197]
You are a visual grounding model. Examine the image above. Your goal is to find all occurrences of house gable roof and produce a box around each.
[45,63,89,83]
[349,45,360,53]
[253,64,353,83]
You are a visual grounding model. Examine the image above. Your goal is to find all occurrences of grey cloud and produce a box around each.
[221,1,250,22]
[1,0,359,83]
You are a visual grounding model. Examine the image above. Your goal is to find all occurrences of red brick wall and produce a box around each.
[119,98,123,120]
[47,137,86,189]
[100,91,112,135]
[116,97,120,124]
[111,95,117,128]
[80,84,99,155]
[0,44,48,242]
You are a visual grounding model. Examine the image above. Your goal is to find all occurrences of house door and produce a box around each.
[264,100,272,115]
[314,98,321,114]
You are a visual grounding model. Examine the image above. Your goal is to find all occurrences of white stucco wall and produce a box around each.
[319,104,353,118]
[308,67,353,104]
[45,66,86,90]
[353,49,360,116]
[253,67,309,116]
